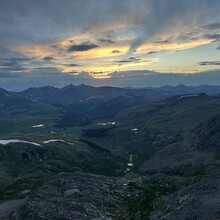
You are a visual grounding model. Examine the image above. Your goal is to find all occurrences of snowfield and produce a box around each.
[0,139,41,146]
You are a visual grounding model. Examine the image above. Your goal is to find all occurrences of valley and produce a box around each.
[0,85,220,219]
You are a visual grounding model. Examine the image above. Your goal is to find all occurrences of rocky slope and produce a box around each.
[0,87,220,219]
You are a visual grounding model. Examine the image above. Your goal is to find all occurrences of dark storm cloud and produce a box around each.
[117,57,142,64]
[68,42,99,52]
[154,40,171,44]
[147,51,157,55]
[99,38,115,44]
[43,56,55,61]
[65,64,81,67]
[111,50,121,54]
[198,61,220,66]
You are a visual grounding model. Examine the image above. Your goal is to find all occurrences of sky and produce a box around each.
[0,0,220,90]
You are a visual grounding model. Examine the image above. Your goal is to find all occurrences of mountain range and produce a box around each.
[0,84,220,219]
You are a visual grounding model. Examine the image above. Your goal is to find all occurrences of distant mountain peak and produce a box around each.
[61,84,76,90]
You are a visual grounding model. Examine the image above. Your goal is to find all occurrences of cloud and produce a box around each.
[217,46,220,50]
[33,67,58,71]
[147,51,157,55]
[205,34,220,41]
[111,50,121,54]
[1,0,219,51]
[99,38,115,44]
[127,0,220,53]
[117,57,142,64]
[198,61,220,66]
[154,40,171,44]
[0,60,20,67]
[0,0,220,87]
[43,56,55,61]
[0,57,33,73]
[65,64,81,67]
[0,67,27,72]
[0,57,31,67]
[68,42,99,52]
[136,38,213,55]
[203,23,220,30]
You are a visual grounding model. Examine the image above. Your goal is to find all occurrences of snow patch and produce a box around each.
[43,139,74,145]
[0,139,41,146]
[32,124,44,128]
[97,121,117,126]
[179,94,200,99]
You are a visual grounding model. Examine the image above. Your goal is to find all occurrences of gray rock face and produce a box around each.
[193,115,220,150]
[20,189,31,195]
[17,172,127,220]
[0,199,26,219]
[64,189,81,197]
[116,178,130,186]
[150,177,220,220]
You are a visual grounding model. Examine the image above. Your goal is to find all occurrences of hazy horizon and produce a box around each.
[2,69,220,91]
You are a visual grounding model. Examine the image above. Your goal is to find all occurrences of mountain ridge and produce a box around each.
[0,85,220,219]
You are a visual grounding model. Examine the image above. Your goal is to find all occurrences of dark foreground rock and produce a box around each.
[150,177,220,220]
[13,172,127,220]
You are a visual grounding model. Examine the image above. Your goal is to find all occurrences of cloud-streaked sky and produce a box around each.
[0,0,220,89]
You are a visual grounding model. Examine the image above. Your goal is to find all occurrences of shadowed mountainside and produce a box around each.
[0,85,220,219]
